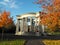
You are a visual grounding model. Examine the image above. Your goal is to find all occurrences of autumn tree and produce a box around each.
[0,11,15,33]
[37,0,60,32]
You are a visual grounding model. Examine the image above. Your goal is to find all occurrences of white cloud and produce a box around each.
[0,0,19,9]
[10,2,18,8]
[4,0,10,2]
[0,2,7,5]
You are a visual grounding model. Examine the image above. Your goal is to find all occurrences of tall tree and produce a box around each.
[0,10,15,40]
[37,0,60,32]
[0,10,15,33]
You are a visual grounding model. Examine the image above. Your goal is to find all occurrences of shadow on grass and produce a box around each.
[0,33,60,41]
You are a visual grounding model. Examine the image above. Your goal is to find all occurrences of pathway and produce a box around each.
[25,39,45,45]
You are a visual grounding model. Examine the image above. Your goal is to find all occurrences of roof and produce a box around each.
[16,12,36,17]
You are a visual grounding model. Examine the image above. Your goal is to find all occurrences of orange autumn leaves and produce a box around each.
[41,12,60,31]
[0,11,13,28]
[38,0,60,12]
[37,0,60,31]
[54,0,60,6]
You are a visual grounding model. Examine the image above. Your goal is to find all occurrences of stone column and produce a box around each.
[42,25,44,33]
[30,17,32,31]
[19,19,21,32]
[20,19,22,32]
[23,18,27,32]
[22,18,24,32]
[16,19,19,34]
[18,18,24,35]
[34,18,37,32]
[25,17,28,32]
[34,18,36,32]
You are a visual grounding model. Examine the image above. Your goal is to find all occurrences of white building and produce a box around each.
[15,12,45,36]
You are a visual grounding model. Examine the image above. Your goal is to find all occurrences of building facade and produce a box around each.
[15,12,45,36]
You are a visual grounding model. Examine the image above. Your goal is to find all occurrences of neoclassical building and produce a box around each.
[15,12,45,36]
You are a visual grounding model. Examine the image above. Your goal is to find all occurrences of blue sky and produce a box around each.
[0,0,42,23]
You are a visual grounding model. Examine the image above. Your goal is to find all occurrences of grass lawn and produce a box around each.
[42,39,60,45]
[51,32,60,35]
[0,39,26,45]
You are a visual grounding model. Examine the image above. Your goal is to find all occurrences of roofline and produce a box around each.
[16,12,37,17]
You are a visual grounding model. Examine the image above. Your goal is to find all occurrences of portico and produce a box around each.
[15,13,37,35]
[15,12,45,36]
